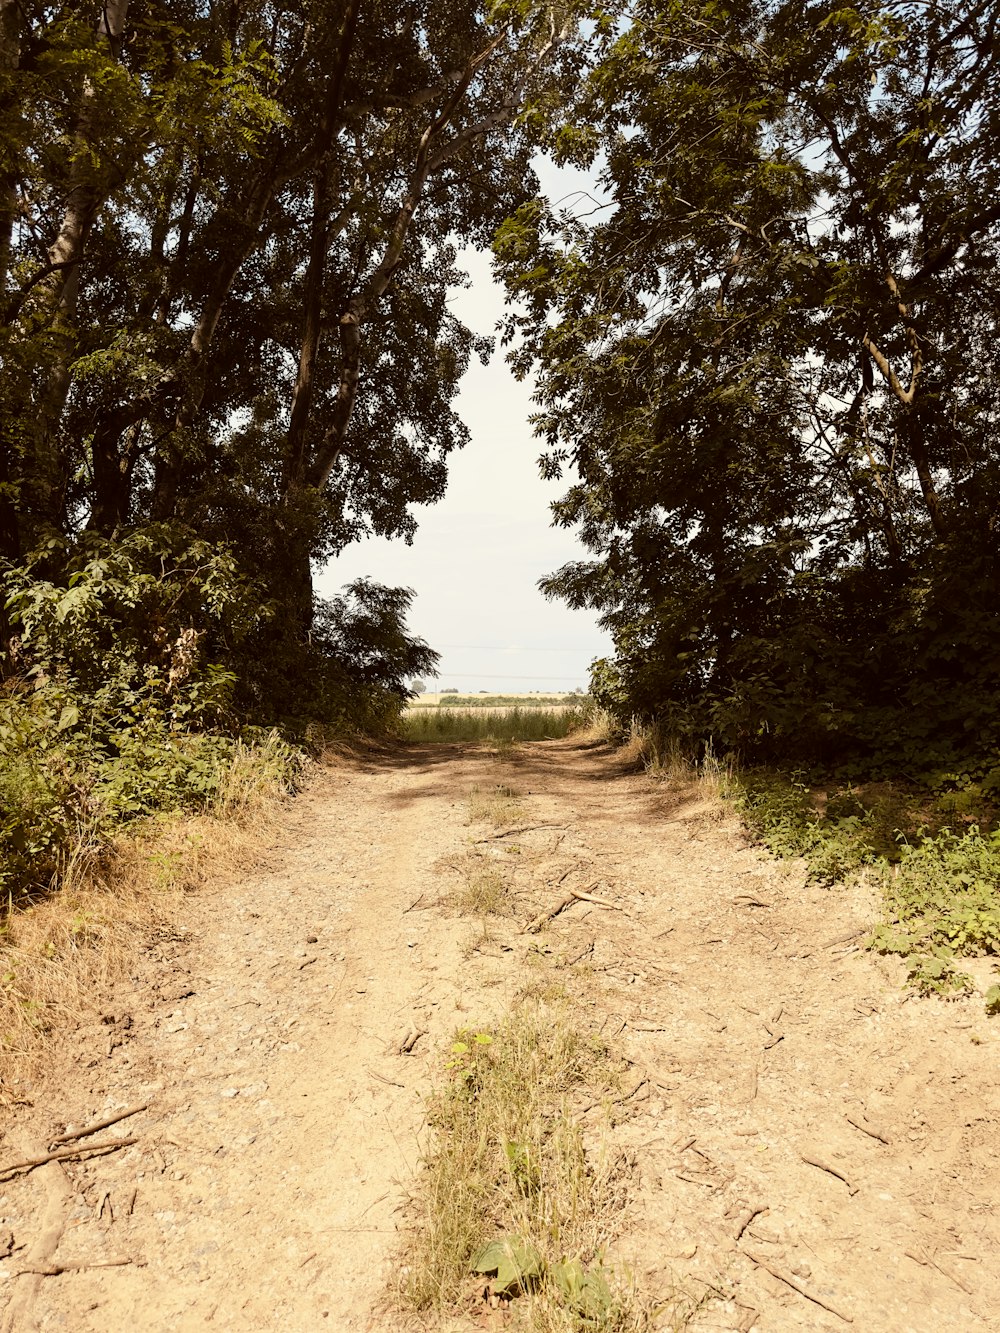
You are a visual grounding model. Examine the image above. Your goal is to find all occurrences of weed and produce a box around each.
[904,954,976,999]
[468,783,525,827]
[488,734,520,764]
[453,864,512,917]
[727,767,1000,1002]
[401,1000,679,1328]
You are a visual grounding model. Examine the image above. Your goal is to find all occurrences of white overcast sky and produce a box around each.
[314,161,613,692]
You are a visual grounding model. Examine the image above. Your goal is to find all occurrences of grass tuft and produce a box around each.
[402,999,679,1329]
[469,783,525,827]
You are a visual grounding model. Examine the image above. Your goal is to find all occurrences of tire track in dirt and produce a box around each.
[0,739,997,1331]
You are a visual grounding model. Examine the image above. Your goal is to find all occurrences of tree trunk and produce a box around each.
[0,0,20,301]
[283,0,360,496]
[27,0,130,531]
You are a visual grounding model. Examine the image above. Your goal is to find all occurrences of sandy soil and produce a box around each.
[0,738,997,1331]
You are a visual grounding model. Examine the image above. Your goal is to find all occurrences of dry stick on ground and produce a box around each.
[800,1152,859,1196]
[526,885,634,933]
[0,1137,139,1179]
[742,1249,853,1323]
[0,1143,73,1333]
[397,1026,426,1055]
[731,1204,768,1243]
[475,824,568,843]
[845,1112,891,1146]
[16,1257,145,1277]
[50,1102,149,1148]
[822,928,866,949]
[904,1248,973,1296]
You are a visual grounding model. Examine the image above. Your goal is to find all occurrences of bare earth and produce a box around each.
[1,738,997,1331]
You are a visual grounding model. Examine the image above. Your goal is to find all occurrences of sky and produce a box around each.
[313,165,613,694]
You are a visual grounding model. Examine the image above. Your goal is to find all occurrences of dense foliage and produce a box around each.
[0,0,580,893]
[498,0,1000,781]
[1,0,577,700]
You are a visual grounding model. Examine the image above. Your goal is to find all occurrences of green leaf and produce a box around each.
[470,1236,543,1296]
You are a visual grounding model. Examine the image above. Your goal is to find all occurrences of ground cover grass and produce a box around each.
[403,998,676,1330]
[587,711,1000,1008]
[0,734,299,1094]
[401,706,588,743]
[468,782,525,826]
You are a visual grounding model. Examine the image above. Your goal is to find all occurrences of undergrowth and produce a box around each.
[596,713,1000,1009]
[402,999,687,1330]
[731,771,1000,1007]
[0,735,297,1093]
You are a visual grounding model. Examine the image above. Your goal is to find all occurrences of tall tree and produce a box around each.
[497,0,1000,771]
[1,0,578,705]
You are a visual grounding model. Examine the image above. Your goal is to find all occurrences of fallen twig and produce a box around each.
[747,1060,760,1103]
[475,824,567,843]
[0,1138,139,1179]
[366,1067,405,1089]
[904,1248,973,1295]
[731,1203,768,1243]
[526,893,577,933]
[564,939,595,967]
[800,1152,858,1196]
[298,956,317,970]
[845,1112,891,1146]
[743,1249,853,1323]
[570,887,631,914]
[51,1103,149,1148]
[821,928,865,949]
[398,1026,426,1055]
[15,1257,144,1277]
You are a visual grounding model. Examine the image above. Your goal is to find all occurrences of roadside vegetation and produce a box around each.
[0,730,296,1094]
[431,694,587,709]
[404,998,671,1331]
[596,713,1000,1010]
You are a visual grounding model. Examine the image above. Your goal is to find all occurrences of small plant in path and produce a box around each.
[400,1001,695,1329]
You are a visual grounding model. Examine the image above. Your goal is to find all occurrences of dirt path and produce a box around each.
[0,739,997,1331]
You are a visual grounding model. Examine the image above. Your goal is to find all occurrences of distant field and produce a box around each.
[409,693,587,710]
[401,704,589,742]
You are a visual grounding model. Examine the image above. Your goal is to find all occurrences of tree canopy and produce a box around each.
[497,0,1000,777]
[1,0,577,719]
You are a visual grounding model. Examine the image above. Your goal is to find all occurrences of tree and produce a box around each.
[497,0,1000,774]
[1,0,578,720]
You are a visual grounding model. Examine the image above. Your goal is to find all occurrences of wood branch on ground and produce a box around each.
[50,1102,149,1148]
[799,1151,859,1195]
[0,1137,139,1180]
[742,1248,853,1323]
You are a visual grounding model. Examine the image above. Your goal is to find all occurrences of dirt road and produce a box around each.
[1,739,997,1331]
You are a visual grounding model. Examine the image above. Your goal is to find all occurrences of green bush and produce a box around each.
[0,528,303,899]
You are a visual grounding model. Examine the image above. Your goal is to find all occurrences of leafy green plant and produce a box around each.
[904,955,975,1000]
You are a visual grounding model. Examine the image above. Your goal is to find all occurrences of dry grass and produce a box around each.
[402,997,688,1330]
[452,862,513,917]
[0,744,299,1099]
[468,782,525,827]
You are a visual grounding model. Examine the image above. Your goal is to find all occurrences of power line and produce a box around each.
[428,671,587,681]
[433,644,599,652]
